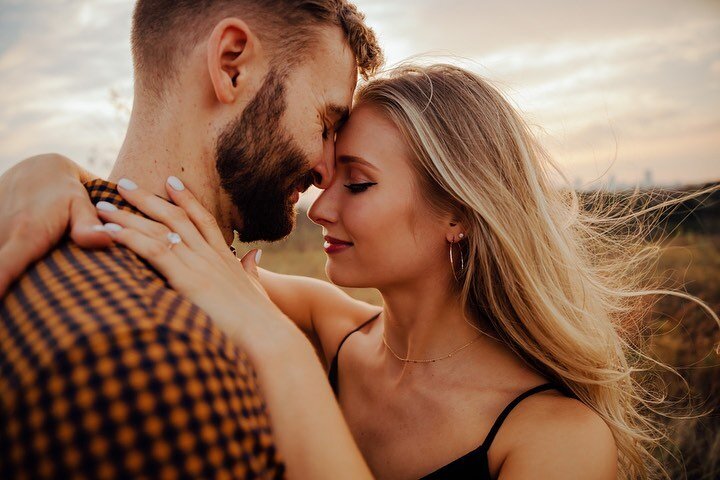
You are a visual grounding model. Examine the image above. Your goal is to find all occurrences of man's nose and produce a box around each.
[311,147,335,190]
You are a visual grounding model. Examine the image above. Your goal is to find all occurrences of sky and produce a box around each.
[0,0,718,192]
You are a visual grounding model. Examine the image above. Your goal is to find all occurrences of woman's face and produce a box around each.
[307,104,451,289]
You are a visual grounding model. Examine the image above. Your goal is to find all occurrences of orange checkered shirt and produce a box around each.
[0,179,285,479]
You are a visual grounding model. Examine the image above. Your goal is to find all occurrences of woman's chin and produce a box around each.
[325,264,366,288]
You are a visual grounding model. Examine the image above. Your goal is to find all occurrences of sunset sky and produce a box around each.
[1,0,718,190]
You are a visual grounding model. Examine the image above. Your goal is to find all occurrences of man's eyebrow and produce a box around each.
[337,155,379,171]
[327,103,350,128]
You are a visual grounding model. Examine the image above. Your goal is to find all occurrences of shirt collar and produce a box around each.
[84,178,140,214]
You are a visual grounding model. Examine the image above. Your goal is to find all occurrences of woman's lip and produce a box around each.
[323,242,352,254]
[324,236,353,245]
[323,236,353,254]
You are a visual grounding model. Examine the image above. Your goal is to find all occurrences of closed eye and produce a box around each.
[343,182,377,194]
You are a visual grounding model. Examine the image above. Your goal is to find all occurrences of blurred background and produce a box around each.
[1,0,718,477]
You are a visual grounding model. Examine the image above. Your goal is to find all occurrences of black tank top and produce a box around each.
[327,314,564,479]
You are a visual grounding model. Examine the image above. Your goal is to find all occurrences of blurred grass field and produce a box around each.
[241,185,720,479]
[646,234,720,479]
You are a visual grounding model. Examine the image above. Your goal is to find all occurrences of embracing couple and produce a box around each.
[3,0,687,479]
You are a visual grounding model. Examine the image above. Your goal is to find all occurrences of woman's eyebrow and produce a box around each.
[337,155,379,172]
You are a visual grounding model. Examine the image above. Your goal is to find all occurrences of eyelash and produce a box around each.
[343,182,377,194]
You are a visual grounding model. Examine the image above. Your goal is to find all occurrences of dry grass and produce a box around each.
[645,234,720,479]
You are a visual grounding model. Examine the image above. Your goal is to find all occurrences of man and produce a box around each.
[0,0,382,478]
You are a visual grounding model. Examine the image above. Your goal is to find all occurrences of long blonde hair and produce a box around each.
[355,63,719,479]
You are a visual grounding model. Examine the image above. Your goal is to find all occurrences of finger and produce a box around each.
[113,180,207,248]
[238,249,270,299]
[164,176,229,252]
[240,249,262,280]
[96,207,208,269]
[98,214,197,270]
[105,224,191,289]
[69,194,113,249]
[97,205,173,241]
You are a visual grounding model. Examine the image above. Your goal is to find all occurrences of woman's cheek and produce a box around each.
[350,198,390,234]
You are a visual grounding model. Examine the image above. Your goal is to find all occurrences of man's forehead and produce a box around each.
[318,62,356,109]
[310,26,358,106]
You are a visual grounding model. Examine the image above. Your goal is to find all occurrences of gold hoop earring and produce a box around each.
[449,239,465,281]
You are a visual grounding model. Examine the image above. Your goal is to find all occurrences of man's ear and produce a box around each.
[206,18,263,104]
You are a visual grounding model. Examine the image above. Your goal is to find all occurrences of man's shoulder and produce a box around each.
[2,237,250,367]
[5,238,154,309]
[0,243,281,480]
[2,238,212,338]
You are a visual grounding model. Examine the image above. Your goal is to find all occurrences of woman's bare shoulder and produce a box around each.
[273,272,381,363]
[495,392,617,479]
[311,285,382,365]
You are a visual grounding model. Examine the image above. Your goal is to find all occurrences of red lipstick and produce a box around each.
[323,235,353,254]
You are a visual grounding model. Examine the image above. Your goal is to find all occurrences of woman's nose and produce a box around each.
[307,185,339,226]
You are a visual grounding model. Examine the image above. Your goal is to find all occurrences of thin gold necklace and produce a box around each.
[382,332,482,363]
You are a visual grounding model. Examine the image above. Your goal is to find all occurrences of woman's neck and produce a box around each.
[378,276,487,364]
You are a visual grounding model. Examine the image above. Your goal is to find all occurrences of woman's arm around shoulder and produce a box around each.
[258,268,382,364]
[497,396,617,480]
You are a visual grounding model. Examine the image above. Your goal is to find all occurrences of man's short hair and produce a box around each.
[131,0,384,98]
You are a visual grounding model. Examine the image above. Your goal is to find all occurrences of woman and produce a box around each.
[2,64,716,479]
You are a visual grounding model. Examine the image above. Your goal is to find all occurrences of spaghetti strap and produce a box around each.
[328,312,381,397]
[480,383,559,450]
[336,312,381,357]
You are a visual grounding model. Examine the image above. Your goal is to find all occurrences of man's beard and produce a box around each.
[215,69,314,242]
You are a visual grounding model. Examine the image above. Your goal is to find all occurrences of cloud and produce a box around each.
[352,0,720,184]
[0,0,133,175]
[0,0,717,186]
[358,0,720,58]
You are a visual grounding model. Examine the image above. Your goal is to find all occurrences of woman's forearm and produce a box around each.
[242,323,373,480]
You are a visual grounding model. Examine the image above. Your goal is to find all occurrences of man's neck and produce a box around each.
[108,101,236,244]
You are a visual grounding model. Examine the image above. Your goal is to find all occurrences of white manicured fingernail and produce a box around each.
[167,176,185,191]
[91,225,108,233]
[118,178,138,190]
[103,223,123,232]
[255,249,263,264]
[96,201,118,212]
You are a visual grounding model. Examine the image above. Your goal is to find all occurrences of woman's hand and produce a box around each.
[0,154,106,296]
[96,175,297,356]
